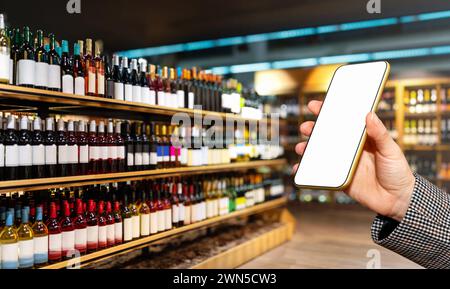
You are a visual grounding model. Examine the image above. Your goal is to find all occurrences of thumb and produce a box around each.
[366,112,399,157]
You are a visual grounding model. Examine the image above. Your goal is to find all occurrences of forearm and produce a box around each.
[371,174,450,269]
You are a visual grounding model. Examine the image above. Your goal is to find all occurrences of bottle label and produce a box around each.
[142,152,150,166]
[62,74,74,94]
[177,90,185,108]
[107,224,115,244]
[79,145,89,163]
[140,214,150,236]
[35,62,49,87]
[171,93,178,108]
[132,215,140,238]
[75,228,87,250]
[98,226,107,247]
[123,218,132,241]
[0,144,4,166]
[163,146,170,162]
[1,243,19,269]
[188,92,195,109]
[165,209,172,230]
[150,212,158,234]
[157,146,163,163]
[149,90,156,105]
[109,146,118,160]
[107,80,114,98]
[150,152,157,165]
[58,144,69,164]
[87,225,99,246]
[132,85,141,103]
[9,58,13,84]
[134,152,143,166]
[127,152,134,166]
[88,69,96,94]
[180,148,188,165]
[178,204,185,222]
[184,205,191,225]
[49,233,62,253]
[97,73,105,95]
[114,221,123,243]
[18,59,35,86]
[117,146,125,159]
[48,64,61,89]
[32,144,45,166]
[33,235,49,264]
[114,82,124,100]
[219,197,229,215]
[62,230,75,253]
[45,144,57,165]
[157,210,165,232]
[19,144,32,166]
[67,145,78,164]
[172,204,179,223]
[124,84,133,102]
[141,87,150,104]
[0,54,10,81]
[157,91,165,106]
[89,146,99,160]
[75,76,85,95]
[206,200,213,219]
[191,204,197,222]
[18,239,34,268]
[100,146,108,160]
[5,144,19,167]
[221,93,229,110]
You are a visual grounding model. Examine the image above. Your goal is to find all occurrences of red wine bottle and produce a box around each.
[60,200,75,259]
[97,121,108,174]
[86,199,98,252]
[66,120,78,176]
[56,119,68,177]
[45,117,57,178]
[132,122,143,171]
[149,122,157,170]
[142,123,150,170]
[46,202,62,263]
[88,120,98,174]
[31,117,45,178]
[77,120,89,175]
[47,33,61,92]
[106,120,117,173]
[112,195,123,244]
[122,121,134,171]
[61,40,74,94]
[115,122,125,172]
[73,198,87,255]
[4,115,19,180]
[18,116,32,179]
[97,200,107,250]
[105,200,115,247]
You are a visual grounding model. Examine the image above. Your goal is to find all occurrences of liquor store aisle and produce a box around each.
[239,203,421,269]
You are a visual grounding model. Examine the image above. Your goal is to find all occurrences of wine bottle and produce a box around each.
[94,40,105,97]
[132,122,143,171]
[14,201,22,228]
[47,33,61,91]
[10,28,20,85]
[148,64,157,105]
[56,119,68,177]
[105,200,115,247]
[106,120,117,173]
[66,120,78,176]
[122,121,134,171]
[130,59,141,103]
[0,14,10,84]
[32,206,48,266]
[45,117,57,178]
[163,184,172,230]
[31,117,45,178]
[60,200,75,259]
[73,42,85,95]
[0,119,4,181]
[88,120,98,174]
[46,202,62,263]
[73,198,86,255]
[170,68,178,108]
[163,67,172,107]
[84,39,96,96]
[149,122,157,170]
[139,189,150,237]
[121,192,132,242]
[141,123,150,170]
[148,188,158,235]
[104,55,114,99]
[155,185,165,232]
[97,121,108,173]
[177,178,185,227]
[61,40,74,94]
[155,66,165,107]
[77,120,89,175]
[112,55,123,100]
[97,200,107,250]
[129,188,140,239]
[18,116,32,179]
[140,61,150,104]
[112,194,122,244]
[183,182,191,225]
[4,115,19,181]
[86,199,98,252]
[171,182,179,228]
[18,26,35,87]
[0,209,19,269]
[115,121,125,172]
[17,207,34,268]
[34,29,49,89]
[122,57,132,102]
[161,125,170,168]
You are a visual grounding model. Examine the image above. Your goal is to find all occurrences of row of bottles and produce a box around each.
[404,88,437,114]
[0,172,283,268]
[403,119,439,146]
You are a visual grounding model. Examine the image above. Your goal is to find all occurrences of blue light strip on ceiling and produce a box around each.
[209,45,450,75]
[116,9,450,58]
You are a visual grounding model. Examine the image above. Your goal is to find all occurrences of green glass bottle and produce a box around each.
[0,209,19,269]
[32,206,48,266]
[34,29,49,89]
[17,207,34,268]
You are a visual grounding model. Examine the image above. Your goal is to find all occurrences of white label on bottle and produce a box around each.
[79,145,89,163]
[35,62,49,87]
[140,214,150,236]
[141,87,150,104]
[123,218,132,241]
[221,93,229,109]
[114,82,124,100]
[149,90,156,105]
[177,90,185,108]
[157,210,165,232]
[109,146,118,160]
[87,225,99,244]
[18,59,35,86]
[150,212,158,234]
[220,197,229,215]
[32,144,45,165]
[19,144,32,166]
[5,144,19,167]
[58,145,68,164]
[98,226,107,245]
[48,64,61,89]
[1,243,19,269]
[75,76,85,95]
[165,209,172,230]
[179,204,185,222]
[172,205,179,223]
[62,231,75,251]
[206,200,213,219]
[0,54,10,81]
[184,205,191,225]
[117,146,125,159]
[150,152,157,165]
[34,235,48,260]
[132,215,140,238]
[107,224,114,243]
[18,239,34,266]
[157,91,165,106]
[0,144,3,167]
[49,233,62,251]
[89,146,99,160]
[142,152,150,166]
[134,152,142,166]
[180,148,188,165]
[114,222,123,242]
[8,58,13,84]
[62,74,74,94]
[97,74,105,95]
[75,228,87,248]
[127,152,134,166]
[67,145,78,164]
[132,85,141,103]
[191,204,197,222]
[124,84,133,102]
[171,93,178,108]
[45,144,57,165]
[88,71,96,94]
[100,146,108,160]
[188,92,194,109]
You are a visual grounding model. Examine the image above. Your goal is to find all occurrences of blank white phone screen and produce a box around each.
[294,61,388,189]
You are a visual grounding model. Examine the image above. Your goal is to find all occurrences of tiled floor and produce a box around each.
[239,203,422,269]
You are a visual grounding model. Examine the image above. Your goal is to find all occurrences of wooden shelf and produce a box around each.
[404,144,450,151]
[0,84,276,123]
[40,196,288,269]
[0,159,286,193]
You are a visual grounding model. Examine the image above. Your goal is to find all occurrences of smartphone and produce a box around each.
[294,61,390,190]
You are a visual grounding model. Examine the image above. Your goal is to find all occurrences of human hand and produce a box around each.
[293,100,415,222]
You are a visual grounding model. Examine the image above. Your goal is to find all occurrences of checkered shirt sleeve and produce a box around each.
[371,173,450,269]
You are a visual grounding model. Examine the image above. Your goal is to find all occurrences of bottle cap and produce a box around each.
[121,57,129,68]
[20,116,28,130]
[6,115,16,130]
[21,207,29,224]
[33,117,42,130]
[67,120,74,131]
[55,46,62,58]
[98,121,105,133]
[107,120,114,133]
[113,55,120,66]
[89,120,96,132]
[62,40,69,53]
[35,206,43,221]
[131,59,138,71]
[78,120,85,132]
[73,43,80,56]
[57,118,65,131]
[115,121,121,134]
[0,14,5,30]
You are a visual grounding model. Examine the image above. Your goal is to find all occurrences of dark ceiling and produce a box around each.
[2,0,450,53]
